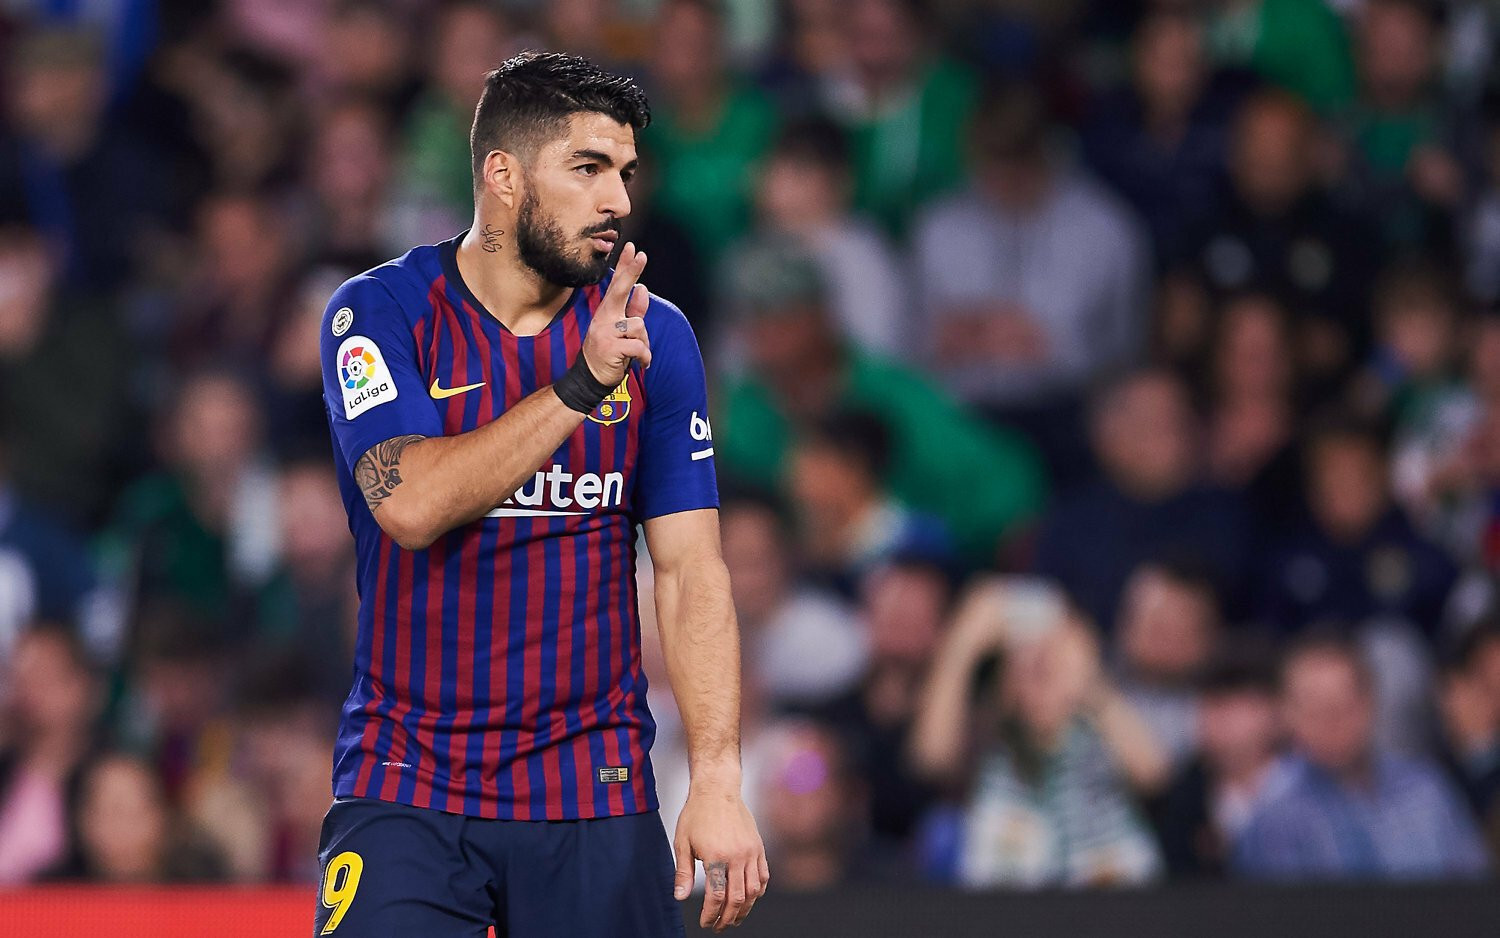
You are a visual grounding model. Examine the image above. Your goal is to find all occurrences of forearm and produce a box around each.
[1087,685,1170,793]
[373,386,585,549]
[655,554,742,790]
[909,642,978,781]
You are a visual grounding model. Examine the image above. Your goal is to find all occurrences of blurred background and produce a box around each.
[2,0,1500,929]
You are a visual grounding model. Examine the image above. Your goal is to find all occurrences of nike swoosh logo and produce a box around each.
[429,379,486,399]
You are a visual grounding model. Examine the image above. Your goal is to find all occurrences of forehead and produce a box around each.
[535,112,638,164]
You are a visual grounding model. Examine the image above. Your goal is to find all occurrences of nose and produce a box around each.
[599,172,631,220]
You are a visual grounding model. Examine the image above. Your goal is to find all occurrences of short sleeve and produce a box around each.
[632,295,719,521]
[320,275,444,469]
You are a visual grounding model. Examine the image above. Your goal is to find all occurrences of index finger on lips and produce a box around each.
[601,243,647,320]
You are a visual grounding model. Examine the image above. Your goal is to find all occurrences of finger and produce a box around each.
[758,851,769,894]
[615,338,651,369]
[716,860,747,933]
[600,244,647,320]
[701,859,729,930]
[735,861,760,926]
[616,316,648,342]
[673,836,693,902]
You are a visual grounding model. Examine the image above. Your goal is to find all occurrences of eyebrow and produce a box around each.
[570,149,640,173]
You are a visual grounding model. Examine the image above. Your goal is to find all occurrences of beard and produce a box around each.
[516,188,618,288]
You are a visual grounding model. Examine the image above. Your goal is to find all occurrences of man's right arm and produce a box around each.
[352,385,592,550]
[328,245,651,551]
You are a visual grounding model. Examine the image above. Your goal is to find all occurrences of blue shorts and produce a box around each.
[312,797,685,938]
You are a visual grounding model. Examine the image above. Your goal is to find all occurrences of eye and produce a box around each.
[622,169,637,185]
[575,163,599,176]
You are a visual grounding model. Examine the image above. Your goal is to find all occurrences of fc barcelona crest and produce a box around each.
[587,379,632,425]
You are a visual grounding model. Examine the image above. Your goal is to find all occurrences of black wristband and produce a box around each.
[554,352,616,413]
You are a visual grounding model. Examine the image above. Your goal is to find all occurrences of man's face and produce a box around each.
[1282,652,1375,774]
[1231,101,1311,214]
[1092,374,1196,499]
[1200,688,1278,774]
[1116,569,1215,683]
[720,504,790,626]
[515,112,636,288]
[1308,436,1387,541]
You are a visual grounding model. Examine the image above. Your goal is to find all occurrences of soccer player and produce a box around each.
[313,52,767,936]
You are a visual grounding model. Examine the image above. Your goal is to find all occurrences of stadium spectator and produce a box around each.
[1334,0,1462,256]
[645,0,778,266]
[1081,10,1243,257]
[1112,559,1224,769]
[391,1,513,247]
[112,605,237,805]
[0,625,100,884]
[787,410,954,593]
[753,720,903,889]
[300,99,397,273]
[820,0,978,234]
[911,579,1168,888]
[0,225,140,527]
[813,556,952,848]
[1170,90,1381,395]
[1464,104,1500,305]
[1202,293,1304,533]
[719,492,868,711]
[53,751,226,883]
[1236,634,1488,880]
[0,26,181,292]
[1438,622,1500,857]
[168,190,301,380]
[251,455,358,706]
[1259,412,1457,636]
[1034,368,1251,632]
[97,371,280,638]
[1201,0,1356,115]
[915,81,1149,465]
[714,242,1045,563]
[1151,645,1283,878]
[0,427,116,665]
[739,118,909,357]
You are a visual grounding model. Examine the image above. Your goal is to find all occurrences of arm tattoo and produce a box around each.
[706,861,728,896]
[481,224,504,252]
[355,434,426,513]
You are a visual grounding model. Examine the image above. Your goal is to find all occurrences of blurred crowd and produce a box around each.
[4,0,1500,892]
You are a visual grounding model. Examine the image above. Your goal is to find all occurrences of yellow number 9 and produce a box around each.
[320,850,364,934]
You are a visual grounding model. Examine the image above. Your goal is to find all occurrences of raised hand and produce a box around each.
[581,242,651,386]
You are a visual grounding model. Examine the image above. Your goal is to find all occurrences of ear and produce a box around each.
[481,149,522,209]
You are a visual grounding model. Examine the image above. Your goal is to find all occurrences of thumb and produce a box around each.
[673,834,694,900]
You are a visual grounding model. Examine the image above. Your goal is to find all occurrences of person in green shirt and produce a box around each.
[820,0,979,236]
[645,0,779,268]
[714,242,1045,565]
[1205,0,1357,116]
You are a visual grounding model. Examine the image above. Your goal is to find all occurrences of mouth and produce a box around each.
[587,229,619,253]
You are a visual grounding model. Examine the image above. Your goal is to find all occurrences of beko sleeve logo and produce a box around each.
[690,411,714,461]
[337,335,399,419]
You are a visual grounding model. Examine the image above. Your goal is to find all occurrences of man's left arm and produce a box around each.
[646,509,768,931]
[633,295,767,932]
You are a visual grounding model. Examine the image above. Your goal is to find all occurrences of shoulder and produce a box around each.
[322,246,441,336]
[1059,173,1146,238]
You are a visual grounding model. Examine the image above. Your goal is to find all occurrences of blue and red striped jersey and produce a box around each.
[318,232,718,820]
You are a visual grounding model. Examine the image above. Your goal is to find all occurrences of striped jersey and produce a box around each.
[318,232,718,820]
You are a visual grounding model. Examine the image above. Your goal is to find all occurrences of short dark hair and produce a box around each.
[770,117,851,173]
[800,410,893,482]
[1279,629,1374,695]
[469,51,651,189]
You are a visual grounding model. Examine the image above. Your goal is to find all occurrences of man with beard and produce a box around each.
[313,52,766,936]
